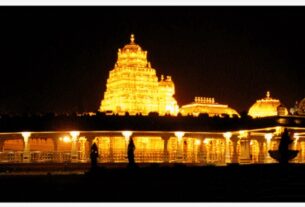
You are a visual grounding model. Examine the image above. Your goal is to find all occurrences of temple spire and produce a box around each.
[130,34,135,43]
[266,91,270,98]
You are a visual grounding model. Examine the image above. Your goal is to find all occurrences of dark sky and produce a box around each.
[0,6,304,114]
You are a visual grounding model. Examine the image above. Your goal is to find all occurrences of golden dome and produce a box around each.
[116,34,148,68]
[180,97,240,117]
[248,91,288,118]
[122,34,143,52]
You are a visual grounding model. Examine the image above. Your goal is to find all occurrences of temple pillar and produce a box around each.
[70,131,80,162]
[264,133,273,163]
[122,131,133,162]
[174,132,184,162]
[197,139,206,164]
[86,135,97,163]
[231,136,239,163]
[53,138,58,152]
[0,139,4,152]
[71,139,78,162]
[239,138,251,163]
[79,137,87,161]
[300,141,305,163]
[87,136,96,151]
[192,138,198,163]
[22,132,31,163]
[109,137,114,162]
[52,138,58,162]
[162,135,170,163]
[193,138,202,163]
[258,139,265,163]
[223,132,232,164]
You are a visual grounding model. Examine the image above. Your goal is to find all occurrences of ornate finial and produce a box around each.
[266,91,270,98]
[161,75,164,80]
[130,34,135,43]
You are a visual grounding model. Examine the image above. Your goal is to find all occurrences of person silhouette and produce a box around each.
[127,137,136,167]
[90,142,99,170]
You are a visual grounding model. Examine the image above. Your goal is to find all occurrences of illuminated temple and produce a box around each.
[99,34,178,116]
[0,35,304,166]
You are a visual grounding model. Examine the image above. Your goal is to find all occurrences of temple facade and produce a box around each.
[0,121,305,165]
[99,34,179,116]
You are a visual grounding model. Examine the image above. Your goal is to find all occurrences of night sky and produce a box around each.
[0,6,304,114]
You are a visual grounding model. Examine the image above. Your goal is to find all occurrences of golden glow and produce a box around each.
[248,91,288,118]
[99,34,178,116]
[180,96,239,117]
[239,130,248,138]
[70,131,80,139]
[62,136,71,143]
[175,131,185,141]
[195,139,201,146]
[223,132,232,140]
[122,131,133,142]
[203,139,209,144]
[264,133,273,141]
[21,132,31,140]
[275,126,282,135]
[134,137,164,163]
[122,131,132,138]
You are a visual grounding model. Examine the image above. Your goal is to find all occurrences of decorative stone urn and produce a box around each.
[268,128,299,164]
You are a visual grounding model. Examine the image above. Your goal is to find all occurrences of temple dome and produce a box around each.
[248,91,288,118]
[122,34,143,52]
[180,97,239,117]
[116,34,148,68]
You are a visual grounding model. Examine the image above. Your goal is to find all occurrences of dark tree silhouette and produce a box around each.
[127,137,136,167]
[90,142,99,170]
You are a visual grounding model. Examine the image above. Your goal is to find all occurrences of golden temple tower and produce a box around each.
[99,34,179,115]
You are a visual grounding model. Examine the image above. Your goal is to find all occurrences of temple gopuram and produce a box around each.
[99,34,178,116]
[0,35,304,166]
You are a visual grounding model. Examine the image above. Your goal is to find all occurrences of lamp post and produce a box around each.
[175,131,185,162]
[22,132,31,163]
[122,131,133,161]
